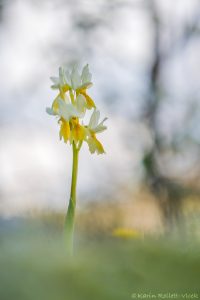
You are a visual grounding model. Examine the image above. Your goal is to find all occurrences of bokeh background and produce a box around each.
[1,1,200,299]
[1,0,200,236]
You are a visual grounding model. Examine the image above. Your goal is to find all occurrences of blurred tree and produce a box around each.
[142,0,200,233]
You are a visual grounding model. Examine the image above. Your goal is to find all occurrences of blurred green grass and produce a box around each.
[0,218,200,300]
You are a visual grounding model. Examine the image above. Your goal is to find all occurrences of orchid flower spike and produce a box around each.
[46,64,107,154]
[46,63,108,255]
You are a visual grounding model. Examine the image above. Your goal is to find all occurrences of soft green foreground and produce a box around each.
[0,219,200,300]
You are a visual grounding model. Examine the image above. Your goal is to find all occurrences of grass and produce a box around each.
[0,217,200,300]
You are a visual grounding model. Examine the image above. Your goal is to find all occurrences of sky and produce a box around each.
[0,0,199,216]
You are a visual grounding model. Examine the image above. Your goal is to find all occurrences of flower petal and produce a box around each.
[89,109,100,129]
[65,69,71,86]
[46,107,56,115]
[59,66,66,85]
[71,65,81,90]
[94,117,108,133]
[76,94,87,114]
[81,64,92,84]
[50,76,60,84]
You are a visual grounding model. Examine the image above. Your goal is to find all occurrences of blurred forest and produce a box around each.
[0,0,200,236]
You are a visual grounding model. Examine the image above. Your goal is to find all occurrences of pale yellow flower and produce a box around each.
[47,64,107,154]
[85,109,107,154]
[57,98,84,143]
[112,228,143,239]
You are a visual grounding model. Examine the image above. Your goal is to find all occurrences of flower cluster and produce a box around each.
[46,64,107,154]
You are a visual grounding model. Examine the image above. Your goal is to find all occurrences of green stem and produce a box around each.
[64,142,79,256]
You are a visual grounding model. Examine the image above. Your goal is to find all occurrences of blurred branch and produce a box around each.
[141,0,200,232]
